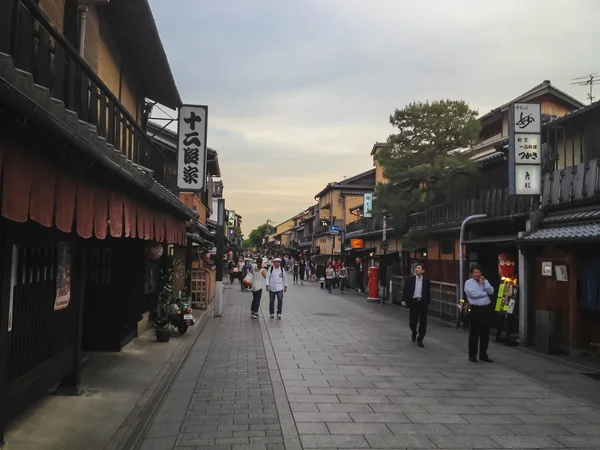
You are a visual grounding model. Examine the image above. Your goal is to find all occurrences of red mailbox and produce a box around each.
[367,266,380,302]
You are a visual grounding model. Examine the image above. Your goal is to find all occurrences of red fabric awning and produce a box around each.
[0,137,187,245]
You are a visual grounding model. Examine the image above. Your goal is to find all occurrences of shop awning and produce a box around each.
[522,224,600,243]
[463,234,518,245]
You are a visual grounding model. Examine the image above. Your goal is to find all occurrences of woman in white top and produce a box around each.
[250,257,267,318]
[325,263,336,293]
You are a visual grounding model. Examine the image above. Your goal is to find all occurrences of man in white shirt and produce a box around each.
[464,265,495,363]
[266,257,288,319]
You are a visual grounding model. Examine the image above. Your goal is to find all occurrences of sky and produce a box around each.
[148,0,599,236]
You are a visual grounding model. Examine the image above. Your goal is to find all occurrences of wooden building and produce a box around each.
[0,0,196,443]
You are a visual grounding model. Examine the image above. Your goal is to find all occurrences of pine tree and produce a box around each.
[376,99,481,233]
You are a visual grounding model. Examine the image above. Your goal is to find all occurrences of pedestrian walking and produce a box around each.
[338,263,348,293]
[298,259,305,285]
[266,257,287,319]
[464,265,495,363]
[293,260,299,284]
[250,257,267,319]
[325,263,335,293]
[401,263,431,348]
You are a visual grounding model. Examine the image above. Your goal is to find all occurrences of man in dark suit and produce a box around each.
[401,263,431,348]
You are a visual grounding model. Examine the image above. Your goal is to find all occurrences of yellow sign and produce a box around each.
[351,239,365,249]
[319,209,329,220]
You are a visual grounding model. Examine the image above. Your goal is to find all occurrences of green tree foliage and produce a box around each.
[246,220,275,250]
[376,99,481,232]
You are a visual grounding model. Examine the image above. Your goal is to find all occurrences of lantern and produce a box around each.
[146,243,164,261]
[498,253,515,279]
[204,252,211,261]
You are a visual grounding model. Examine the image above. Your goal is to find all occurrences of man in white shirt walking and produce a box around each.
[464,265,495,363]
[266,257,288,319]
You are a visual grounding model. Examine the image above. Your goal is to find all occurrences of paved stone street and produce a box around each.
[138,282,600,450]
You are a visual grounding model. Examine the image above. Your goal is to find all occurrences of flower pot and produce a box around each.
[156,328,171,342]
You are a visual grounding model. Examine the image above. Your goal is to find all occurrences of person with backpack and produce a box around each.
[265,257,288,319]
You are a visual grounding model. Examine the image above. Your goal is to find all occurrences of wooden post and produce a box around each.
[0,230,13,446]
[58,243,85,396]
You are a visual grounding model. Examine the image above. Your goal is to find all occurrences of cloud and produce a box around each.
[149,0,598,235]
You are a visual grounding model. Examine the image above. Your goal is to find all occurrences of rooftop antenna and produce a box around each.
[571,73,599,104]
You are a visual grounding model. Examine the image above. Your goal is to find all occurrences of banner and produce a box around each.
[54,242,72,311]
[363,193,373,218]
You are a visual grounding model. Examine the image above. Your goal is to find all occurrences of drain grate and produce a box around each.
[582,372,600,380]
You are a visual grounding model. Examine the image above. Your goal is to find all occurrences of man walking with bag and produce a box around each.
[266,257,287,319]
[401,264,431,348]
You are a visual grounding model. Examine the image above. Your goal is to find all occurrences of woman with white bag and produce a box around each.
[250,257,267,319]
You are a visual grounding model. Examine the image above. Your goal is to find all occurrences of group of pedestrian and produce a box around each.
[321,261,347,293]
[247,256,288,320]
[401,263,495,362]
[291,258,315,284]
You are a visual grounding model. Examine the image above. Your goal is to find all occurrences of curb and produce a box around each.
[114,295,220,450]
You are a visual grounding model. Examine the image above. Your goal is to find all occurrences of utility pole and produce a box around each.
[382,214,388,304]
[214,198,225,317]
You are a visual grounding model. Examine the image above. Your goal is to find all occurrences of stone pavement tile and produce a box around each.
[349,412,410,423]
[326,422,392,435]
[300,434,370,448]
[365,434,435,448]
[355,388,407,396]
[145,421,182,438]
[514,414,577,424]
[461,414,525,424]
[422,404,481,414]
[446,424,514,435]
[438,397,492,406]
[337,395,391,404]
[474,405,533,415]
[560,424,600,434]
[387,396,442,405]
[404,389,453,397]
[521,405,599,415]
[316,403,373,412]
[287,394,339,403]
[290,402,318,412]
[406,413,468,424]
[293,411,353,423]
[533,397,590,407]
[369,403,427,413]
[284,379,331,387]
[308,387,359,395]
[504,424,572,435]
[491,435,565,448]
[296,423,329,434]
[327,380,377,388]
[553,435,600,447]
[139,436,177,450]
[386,423,453,435]
[428,435,501,448]
[566,414,600,423]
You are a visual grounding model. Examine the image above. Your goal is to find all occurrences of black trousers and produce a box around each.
[251,289,262,313]
[409,301,428,342]
[469,304,492,358]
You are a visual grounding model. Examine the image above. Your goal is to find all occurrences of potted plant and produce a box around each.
[154,268,176,342]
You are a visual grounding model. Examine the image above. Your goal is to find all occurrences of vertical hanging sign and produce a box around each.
[363,193,373,218]
[509,103,542,195]
[177,105,208,191]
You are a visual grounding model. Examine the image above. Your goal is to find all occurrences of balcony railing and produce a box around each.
[409,187,539,230]
[314,225,329,235]
[541,159,600,207]
[1,0,163,176]
[346,220,366,234]
[345,216,388,236]
[299,236,312,244]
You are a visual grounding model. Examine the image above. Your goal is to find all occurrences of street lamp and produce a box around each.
[458,214,487,320]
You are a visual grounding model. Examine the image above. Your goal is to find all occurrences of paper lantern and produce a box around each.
[146,243,164,261]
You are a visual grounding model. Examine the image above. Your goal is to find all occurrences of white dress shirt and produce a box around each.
[464,278,494,306]
[413,275,424,298]
[266,266,287,292]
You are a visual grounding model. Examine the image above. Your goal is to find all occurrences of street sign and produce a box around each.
[363,193,373,218]
[509,103,542,195]
[329,225,339,235]
[177,104,208,191]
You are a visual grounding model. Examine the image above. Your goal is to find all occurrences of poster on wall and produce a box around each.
[555,265,568,282]
[541,262,552,276]
[54,242,72,311]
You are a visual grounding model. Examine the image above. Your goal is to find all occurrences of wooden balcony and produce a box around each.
[299,236,313,244]
[0,0,164,178]
[541,159,600,207]
[409,187,539,230]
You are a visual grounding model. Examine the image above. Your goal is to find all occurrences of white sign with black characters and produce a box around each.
[515,165,542,196]
[514,103,541,133]
[177,105,208,191]
[510,103,542,195]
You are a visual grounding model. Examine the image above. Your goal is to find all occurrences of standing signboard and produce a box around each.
[228,210,235,228]
[363,193,373,218]
[177,105,208,191]
[509,103,542,195]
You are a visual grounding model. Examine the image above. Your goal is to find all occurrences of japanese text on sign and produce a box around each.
[515,134,540,164]
[177,105,207,191]
[513,103,540,133]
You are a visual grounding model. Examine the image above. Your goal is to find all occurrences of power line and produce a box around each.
[571,73,599,104]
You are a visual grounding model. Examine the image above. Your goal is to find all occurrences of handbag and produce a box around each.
[243,272,253,287]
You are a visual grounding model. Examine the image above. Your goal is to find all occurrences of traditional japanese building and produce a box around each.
[0,0,197,442]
